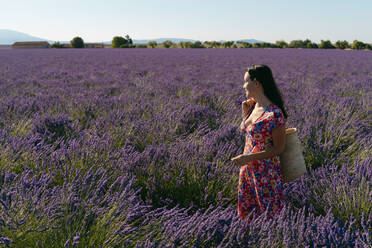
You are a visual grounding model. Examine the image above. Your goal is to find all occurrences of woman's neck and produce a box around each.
[252,95,272,109]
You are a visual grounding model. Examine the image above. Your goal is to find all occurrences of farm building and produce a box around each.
[12,41,50,49]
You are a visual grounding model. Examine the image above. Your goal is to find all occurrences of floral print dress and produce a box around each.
[238,102,287,222]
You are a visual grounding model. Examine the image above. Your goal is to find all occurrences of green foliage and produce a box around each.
[275,40,288,48]
[252,42,262,48]
[302,39,312,48]
[119,43,135,48]
[191,41,204,48]
[62,36,372,50]
[175,38,370,50]
[203,41,221,48]
[162,40,174,48]
[222,41,234,48]
[335,40,350,49]
[0,212,58,247]
[179,41,193,48]
[51,41,64,48]
[147,41,157,48]
[289,39,305,48]
[284,39,315,49]
[0,148,39,175]
[351,40,366,50]
[11,118,33,137]
[124,34,133,44]
[306,42,318,48]
[133,158,235,213]
[319,40,335,49]
[169,41,205,48]
[293,159,372,232]
[263,42,276,48]
[112,36,126,48]
[70,37,84,48]
[112,34,133,48]
[69,104,98,130]
[135,44,147,48]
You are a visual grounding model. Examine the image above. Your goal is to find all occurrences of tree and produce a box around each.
[288,40,305,48]
[319,40,335,49]
[236,41,252,48]
[261,42,273,48]
[162,40,174,48]
[71,36,84,48]
[135,44,147,48]
[203,41,211,48]
[179,41,193,48]
[203,41,221,48]
[120,43,134,48]
[147,41,157,48]
[112,35,133,48]
[252,42,262,48]
[302,39,312,48]
[112,36,126,48]
[51,41,64,48]
[351,40,365,50]
[125,34,133,44]
[306,42,318,48]
[335,40,350,49]
[222,41,234,48]
[191,41,204,48]
[275,40,288,48]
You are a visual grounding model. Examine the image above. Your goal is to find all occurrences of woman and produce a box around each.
[231,64,288,223]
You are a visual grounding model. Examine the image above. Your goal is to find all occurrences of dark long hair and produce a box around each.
[246,64,288,119]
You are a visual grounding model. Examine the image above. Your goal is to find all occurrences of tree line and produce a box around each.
[51,36,372,50]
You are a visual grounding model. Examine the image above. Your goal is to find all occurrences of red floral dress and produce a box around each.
[238,102,287,222]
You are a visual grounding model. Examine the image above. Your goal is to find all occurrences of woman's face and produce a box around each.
[243,71,258,98]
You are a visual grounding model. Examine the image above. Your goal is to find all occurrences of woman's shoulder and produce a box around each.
[267,104,284,118]
[270,104,282,112]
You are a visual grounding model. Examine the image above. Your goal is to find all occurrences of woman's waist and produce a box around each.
[245,146,279,160]
[245,142,273,153]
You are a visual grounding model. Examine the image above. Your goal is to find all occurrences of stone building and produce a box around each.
[12,41,50,49]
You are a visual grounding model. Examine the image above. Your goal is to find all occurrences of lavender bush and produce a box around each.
[0,48,370,247]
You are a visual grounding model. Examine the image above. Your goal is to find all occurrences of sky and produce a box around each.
[1,0,372,43]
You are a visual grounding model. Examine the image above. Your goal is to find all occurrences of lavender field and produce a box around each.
[0,48,371,247]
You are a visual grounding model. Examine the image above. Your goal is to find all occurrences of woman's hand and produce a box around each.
[242,99,255,118]
[231,154,252,167]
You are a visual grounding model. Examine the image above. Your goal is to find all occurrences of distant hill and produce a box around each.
[0,29,54,44]
[131,38,198,44]
[0,29,265,45]
[129,38,264,44]
[235,39,263,44]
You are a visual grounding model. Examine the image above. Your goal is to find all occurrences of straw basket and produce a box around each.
[279,128,307,182]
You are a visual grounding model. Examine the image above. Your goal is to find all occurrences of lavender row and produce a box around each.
[0,158,370,247]
[0,48,371,247]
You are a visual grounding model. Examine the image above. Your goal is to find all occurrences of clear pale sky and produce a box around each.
[1,0,371,43]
